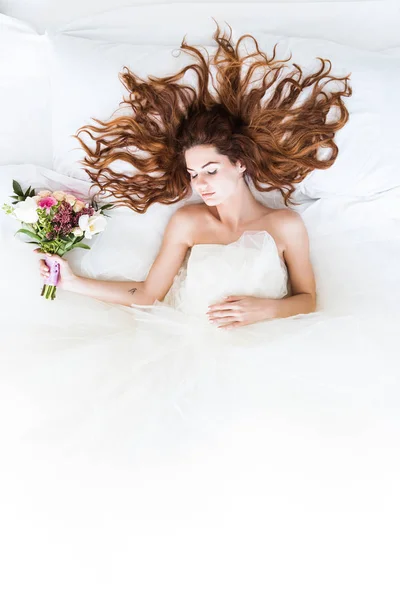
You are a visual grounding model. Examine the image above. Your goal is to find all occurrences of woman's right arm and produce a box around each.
[38,207,194,307]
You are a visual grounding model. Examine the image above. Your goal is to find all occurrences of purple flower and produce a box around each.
[45,201,96,237]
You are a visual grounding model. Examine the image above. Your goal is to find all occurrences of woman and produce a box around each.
[38,142,316,328]
[39,22,351,329]
[6,22,386,458]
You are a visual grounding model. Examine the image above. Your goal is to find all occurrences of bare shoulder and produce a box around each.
[268,208,307,240]
[268,207,304,227]
[169,203,206,227]
[164,203,206,246]
[173,202,206,217]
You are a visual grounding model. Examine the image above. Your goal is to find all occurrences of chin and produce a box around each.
[203,195,222,206]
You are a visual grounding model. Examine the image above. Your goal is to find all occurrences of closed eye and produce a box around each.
[189,170,218,180]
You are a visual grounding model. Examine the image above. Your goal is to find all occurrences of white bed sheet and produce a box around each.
[1,164,400,599]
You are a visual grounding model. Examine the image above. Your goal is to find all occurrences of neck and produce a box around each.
[214,179,262,231]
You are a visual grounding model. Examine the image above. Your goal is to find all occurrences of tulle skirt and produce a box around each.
[1,262,399,469]
[2,193,400,599]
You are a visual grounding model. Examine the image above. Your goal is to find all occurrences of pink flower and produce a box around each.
[38,196,57,214]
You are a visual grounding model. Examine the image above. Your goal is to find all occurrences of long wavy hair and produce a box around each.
[73,20,352,212]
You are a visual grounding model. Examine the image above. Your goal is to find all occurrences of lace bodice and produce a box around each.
[164,230,289,315]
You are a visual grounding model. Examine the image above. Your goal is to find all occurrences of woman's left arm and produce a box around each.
[268,209,317,318]
[207,211,317,328]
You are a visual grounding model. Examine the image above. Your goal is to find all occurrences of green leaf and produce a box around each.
[10,195,19,200]
[73,243,91,250]
[12,180,24,197]
[15,228,41,241]
[71,235,85,244]
[25,186,32,197]
[99,203,116,211]
[29,188,36,197]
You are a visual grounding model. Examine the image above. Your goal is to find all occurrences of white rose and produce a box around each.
[73,200,86,212]
[53,191,67,202]
[78,213,107,239]
[71,227,83,237]
[38,190,52,198]
[13,197,39,224]
[65,194,78,206]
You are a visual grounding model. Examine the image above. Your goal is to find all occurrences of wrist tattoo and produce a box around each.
[128,287,137,295]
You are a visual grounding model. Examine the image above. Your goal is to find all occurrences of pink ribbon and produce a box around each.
[44,256,60,286]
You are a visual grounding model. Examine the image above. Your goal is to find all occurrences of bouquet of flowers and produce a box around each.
[2,180,115,300]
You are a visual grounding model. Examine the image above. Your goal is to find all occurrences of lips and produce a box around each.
[202,192,215,198]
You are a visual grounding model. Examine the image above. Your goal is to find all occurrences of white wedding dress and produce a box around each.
[2,209,400,600]
[2,168,400,598]
[1,227,399,463]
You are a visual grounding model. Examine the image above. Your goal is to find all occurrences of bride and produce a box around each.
[2,26,400,597]
[38,21,351,325]
[38,140,317,327]
[4,22,394,454]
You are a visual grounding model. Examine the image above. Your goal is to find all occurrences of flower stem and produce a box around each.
[41,284,57,300]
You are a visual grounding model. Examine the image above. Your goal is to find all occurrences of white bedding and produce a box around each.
[1,164,400,599]
[3,1,400,51]
[2,2,400,598]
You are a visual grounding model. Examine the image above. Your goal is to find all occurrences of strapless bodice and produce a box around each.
[164,230,289,316]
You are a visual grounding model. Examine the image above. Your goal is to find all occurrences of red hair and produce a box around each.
[74,20,352,213]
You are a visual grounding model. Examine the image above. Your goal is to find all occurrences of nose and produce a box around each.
[195,174,210,192]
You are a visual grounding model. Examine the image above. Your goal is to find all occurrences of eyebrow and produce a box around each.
[187,161,220,171]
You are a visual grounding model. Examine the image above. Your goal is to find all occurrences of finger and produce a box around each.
[208,297,241,310]
[45,253,66,264]
[211,316,238,325]
[207,303,238,313]
[218,321,242,329]
[209,310,239,320]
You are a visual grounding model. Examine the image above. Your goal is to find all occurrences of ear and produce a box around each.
[235,159,246,173]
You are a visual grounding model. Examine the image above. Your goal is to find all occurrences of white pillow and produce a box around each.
[0,16,52,168]
[254,34,400,198]
[49,31,400,199]
[380,47,400,58]
[53,3,400,52]
[48,33,215,181]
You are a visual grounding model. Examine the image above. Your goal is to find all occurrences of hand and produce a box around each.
[34,249,78,290]
[207,295,277,329]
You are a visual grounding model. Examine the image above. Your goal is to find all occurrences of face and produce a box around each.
[185,145,246,206]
